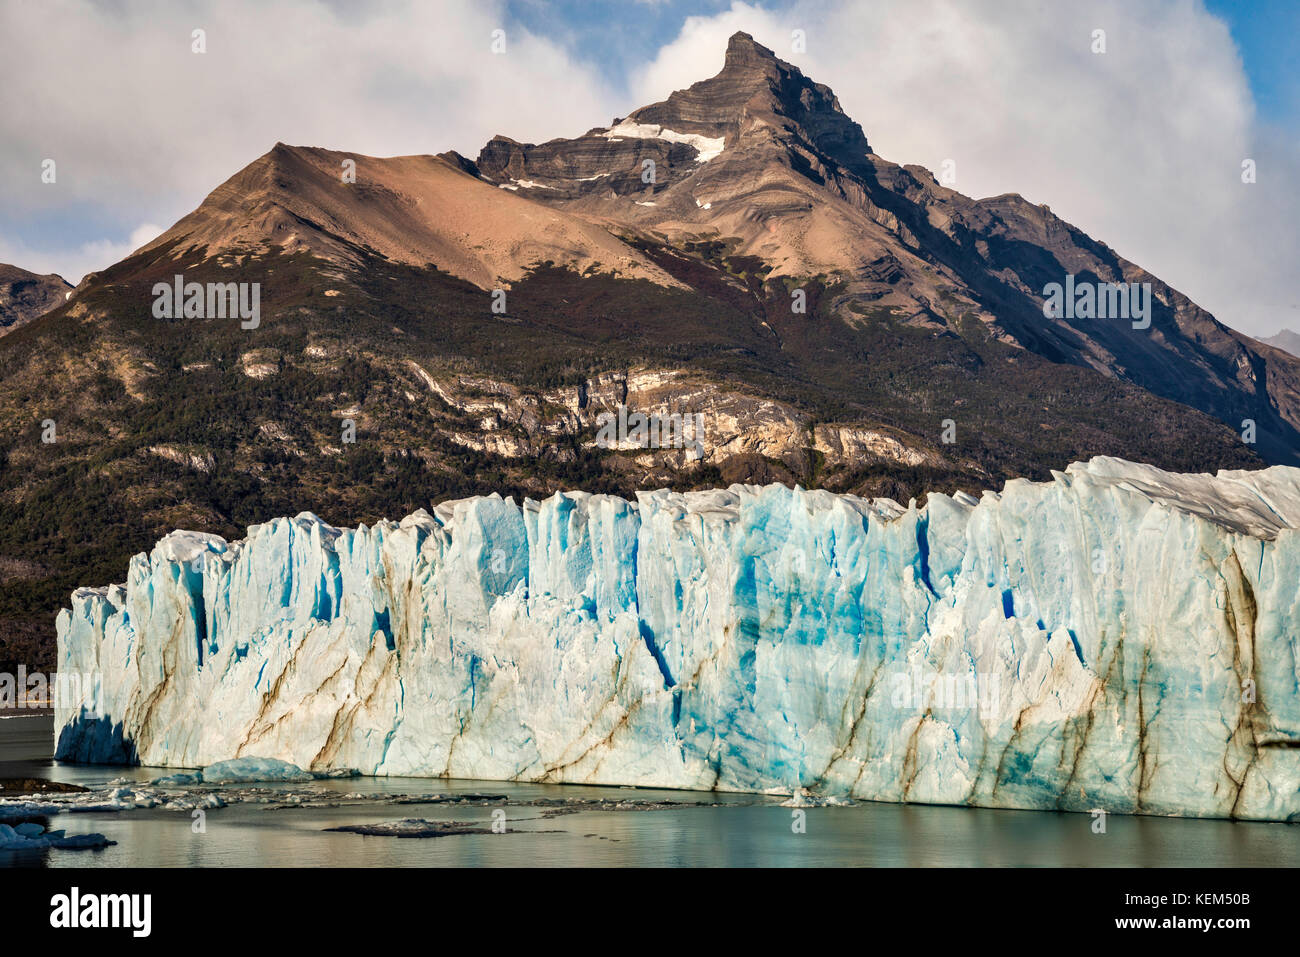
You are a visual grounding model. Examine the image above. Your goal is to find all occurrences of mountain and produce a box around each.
[0,263,71,335]
[471,33,1300,464]
[1261,329,1300,358]
[0,32,1291,669]
[132,144,680,291]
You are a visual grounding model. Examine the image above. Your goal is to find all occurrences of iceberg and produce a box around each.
[197,757,313,784]
[54,457,1300,820]
[0,822,114,850]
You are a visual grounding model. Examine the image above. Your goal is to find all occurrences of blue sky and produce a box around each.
[503,0,730,94]
[1204,0,1300,127]
[510,0,1298,128]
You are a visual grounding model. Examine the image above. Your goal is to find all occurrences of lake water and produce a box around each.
[3,712,1298,867]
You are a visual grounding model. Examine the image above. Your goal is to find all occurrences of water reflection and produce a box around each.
[4,714,1297,867]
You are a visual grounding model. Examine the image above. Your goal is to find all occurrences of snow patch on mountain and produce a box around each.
[600,121,726,163]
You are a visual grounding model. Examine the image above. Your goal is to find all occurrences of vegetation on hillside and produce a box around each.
[0,239,1260,670]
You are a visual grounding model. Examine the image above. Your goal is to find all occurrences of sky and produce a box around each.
[1,0,1296,336]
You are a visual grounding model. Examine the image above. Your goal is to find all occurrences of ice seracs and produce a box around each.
[54,456,1300,821]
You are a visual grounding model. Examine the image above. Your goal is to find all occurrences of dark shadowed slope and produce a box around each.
[0,264,72,335]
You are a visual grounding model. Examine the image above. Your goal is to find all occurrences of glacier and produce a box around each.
[53,456,1300,820]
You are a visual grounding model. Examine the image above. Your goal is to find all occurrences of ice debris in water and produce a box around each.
[148,758,355,786]
[199,757,313,784]
[780,788,855,808]
[0,821,114,850]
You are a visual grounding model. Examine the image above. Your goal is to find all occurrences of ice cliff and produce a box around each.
[54,457,1300,820]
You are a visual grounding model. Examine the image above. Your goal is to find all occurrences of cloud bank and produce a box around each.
[1,0,1295,336]
[633,0,1299,337]
[0,0,619,280]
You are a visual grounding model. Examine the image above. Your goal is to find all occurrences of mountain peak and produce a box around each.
[475,29,873,206]
[0,262,73,335]
[630,31,870,155]
[1260,328,1300,358]
[722,31,780,74]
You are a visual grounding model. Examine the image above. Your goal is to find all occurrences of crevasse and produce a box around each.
[54,457,1300,820]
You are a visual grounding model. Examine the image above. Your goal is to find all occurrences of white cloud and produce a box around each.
[0,0,619,281]
[632,0,1300,336]
[0,223,163,285]
[72,223,165,280]
[1,0,1296,334]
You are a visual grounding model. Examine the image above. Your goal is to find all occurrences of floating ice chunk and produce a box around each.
[327,819,503,838]
[48,831,115,848]
[151,771,202,786]
[311,768,361,779]
[201,757,313,784]
[0,821,114,850]
[780,789,855,807]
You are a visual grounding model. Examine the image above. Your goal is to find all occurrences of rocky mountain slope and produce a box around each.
[0,263,71,335]
[1260,329,1300,358]
[134,144,680,291]
[0,32,1288,669]
[472,33,1300,464]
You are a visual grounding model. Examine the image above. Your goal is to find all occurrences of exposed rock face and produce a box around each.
[813,425,934,469]
[474,32,871,203]
[472,32,1300,464]
[77,32,1300,464]
[0,263,72,334]
[1260,329,1300,359]
[411,366,938,477]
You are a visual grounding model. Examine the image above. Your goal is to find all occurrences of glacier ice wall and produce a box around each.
[55,457,1300,820]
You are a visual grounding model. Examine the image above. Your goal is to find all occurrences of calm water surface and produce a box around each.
[3,713,1297,867]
